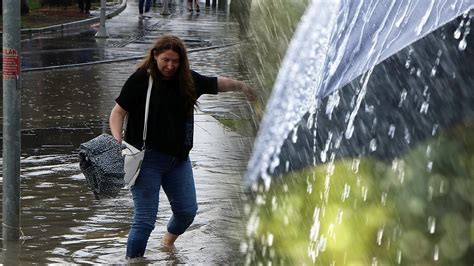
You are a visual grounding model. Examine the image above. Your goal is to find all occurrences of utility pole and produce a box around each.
[95,0,109,38]
[161,0,170,15]
[2,0,22,242]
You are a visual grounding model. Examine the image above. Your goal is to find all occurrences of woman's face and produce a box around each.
[154,49,180,79]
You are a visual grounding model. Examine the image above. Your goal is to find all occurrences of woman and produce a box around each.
[109,35,253,258]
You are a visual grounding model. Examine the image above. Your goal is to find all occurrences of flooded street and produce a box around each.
[1,1,253,263]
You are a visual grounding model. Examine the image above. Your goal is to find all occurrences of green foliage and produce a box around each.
[28,0,41,10]
[241,0,309,101]
[215,117,256,136]
[246,122,474,264]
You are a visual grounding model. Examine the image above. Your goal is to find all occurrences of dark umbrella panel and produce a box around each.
[79,134,125,199]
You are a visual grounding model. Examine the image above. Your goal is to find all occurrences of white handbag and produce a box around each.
[122,75,153,188]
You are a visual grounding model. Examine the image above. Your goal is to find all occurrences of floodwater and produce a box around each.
[0,1,253,264]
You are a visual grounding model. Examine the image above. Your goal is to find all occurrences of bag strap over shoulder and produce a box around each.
[122,75,154,151]
[142,75,153,149]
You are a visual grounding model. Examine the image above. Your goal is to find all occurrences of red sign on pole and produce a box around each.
[3,48,20,79]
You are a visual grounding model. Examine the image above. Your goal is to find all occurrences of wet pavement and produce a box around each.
[1,0,254,264]
[20,0,244,71]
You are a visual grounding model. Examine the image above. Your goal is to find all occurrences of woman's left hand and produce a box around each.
[241,83,257,102]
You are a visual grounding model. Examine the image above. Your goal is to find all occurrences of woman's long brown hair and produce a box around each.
[138,35,196,116]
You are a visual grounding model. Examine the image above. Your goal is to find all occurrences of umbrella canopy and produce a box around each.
[79,134,125,199]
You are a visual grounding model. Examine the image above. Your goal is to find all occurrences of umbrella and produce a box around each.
[79,134,125,199]
[245,0,474,186]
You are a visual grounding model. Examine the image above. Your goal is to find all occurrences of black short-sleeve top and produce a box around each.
[115,68,218,159]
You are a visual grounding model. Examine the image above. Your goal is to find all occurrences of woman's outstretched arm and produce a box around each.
[217,76,256,101]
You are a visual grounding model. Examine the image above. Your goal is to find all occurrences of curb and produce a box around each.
[19,0,127,35]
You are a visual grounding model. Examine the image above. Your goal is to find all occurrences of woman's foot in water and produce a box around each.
[161,232,178,252]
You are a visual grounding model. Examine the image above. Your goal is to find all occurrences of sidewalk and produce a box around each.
[19,0,244,71]
[0,0,126,34]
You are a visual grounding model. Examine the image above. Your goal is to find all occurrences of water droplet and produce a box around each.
[307,112,315,129]
[291,127,299,144]
[240,242,248,253]
[404,128,411,144]
[319,236,327,252]
[428,186,433,201]
[396,249,402,264]
[433,244,439,261]
[458,38,467,51]
[431,124,439,136]
[454,28,462,39]
[334,134,343,149]
[326,92,340,120]
[362,186,368,201]
[369,138,377,152]
[398,89,407,107]
[388,124,396,139]
[423,86,429,96]
[341,183,351,202]
[271,196,278,211]
[427,161,433,172]
[255,195,265,206]
[416,68,422,77]
[427,216,436,234]
[351,158,360,173]
[321,132,333,162]
[405,58,411,69]
[336,209,343,224]
[345,124,354,139]
[372,257,378,266]
[420,102,430,114]
[267,233,274,246]
[264,176,272,192]
[376,227,384,245]
[365,104,374,113]
[327,223,335,237]
[307,176,313,194]
[454,20,464,39]
[381,192,387,206]
[439,180,446,194]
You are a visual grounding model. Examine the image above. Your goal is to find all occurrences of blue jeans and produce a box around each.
[139,0,152,14]
[126,150,198,258]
